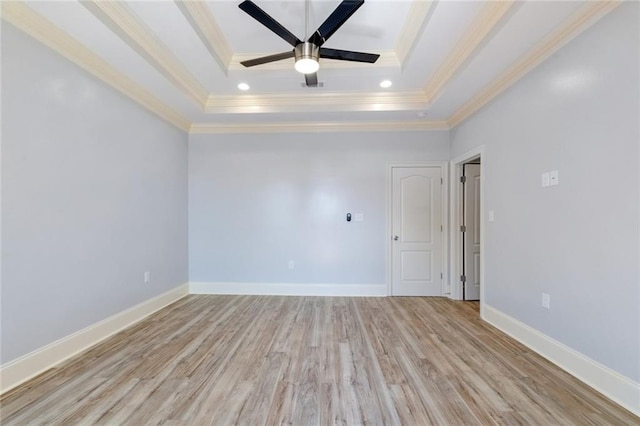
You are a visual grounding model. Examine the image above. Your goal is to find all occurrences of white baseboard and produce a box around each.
[483,305,640,416]
[189,281,388,297]
[0,283,189,395]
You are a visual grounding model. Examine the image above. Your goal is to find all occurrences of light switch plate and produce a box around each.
[488,210,495,222]
[354,213,364,222]
[542,172,550,187]
[549,170,559,186]
[542,293,550,309]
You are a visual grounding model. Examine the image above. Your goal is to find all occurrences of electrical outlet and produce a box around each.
[288,260,295,270]
[144,271,150,283]
[542,293,550,309]
[549,170,559,186]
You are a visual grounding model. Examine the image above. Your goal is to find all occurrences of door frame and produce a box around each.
[387,162,449,296]
[449,147,485,314]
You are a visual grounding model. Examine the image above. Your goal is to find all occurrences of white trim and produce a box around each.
[0,2,190,132]
[441,162,450,296]
[175,0,233,73]
[0,284,189,395]
[189,120,449,135]
[386,162,449,297]
[448,1,620,127]
[483,305,640,417]
[395,0,436,68]
[189,282,386,297]
[423,1,516,104]
[204,91,429,114]
[449,146,485,315]
[2,1,618,132]
[81,1,208,107]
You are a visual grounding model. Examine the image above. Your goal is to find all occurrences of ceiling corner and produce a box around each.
[423,0,516,104]
[447,0,621,128]
[174,0,234,75]
[395,0,438,68]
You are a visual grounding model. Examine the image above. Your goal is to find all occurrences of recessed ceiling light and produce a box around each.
[380,80,392,88]
[416,112,428,119]
[237,83,250,91]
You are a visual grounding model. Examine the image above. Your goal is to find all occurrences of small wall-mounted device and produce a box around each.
[346,213,352,222]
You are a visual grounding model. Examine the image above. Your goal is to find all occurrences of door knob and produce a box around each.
[394,235,399,241]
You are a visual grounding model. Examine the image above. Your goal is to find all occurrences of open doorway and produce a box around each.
[450,147,485,315]
[461,161,481,301]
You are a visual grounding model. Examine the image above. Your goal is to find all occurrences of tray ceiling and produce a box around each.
[2,1,620,133]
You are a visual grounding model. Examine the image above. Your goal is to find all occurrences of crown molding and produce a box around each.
[205,91,428,114]
[448,0,621,128]
[395,0,437,68]
[190,120,449,135]
[229,50,400,71]
[175,0,233,74]
[81,1,208,108]
[423,0,516,104]
[1,1,190,132]
[4,0,619,137]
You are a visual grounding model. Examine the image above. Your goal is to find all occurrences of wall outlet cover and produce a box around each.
[542,293,550,309]
[549,170,559,186]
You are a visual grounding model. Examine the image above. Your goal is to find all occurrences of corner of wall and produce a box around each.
[0,284,189,395]
[483,305,640,417]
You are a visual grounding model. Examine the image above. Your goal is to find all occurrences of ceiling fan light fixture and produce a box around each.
[295,58,319,74]
[294,42,320,74]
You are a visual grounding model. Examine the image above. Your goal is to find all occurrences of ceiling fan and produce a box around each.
[238,0,380,87]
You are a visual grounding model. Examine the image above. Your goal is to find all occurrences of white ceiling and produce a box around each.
[4,1,619,132]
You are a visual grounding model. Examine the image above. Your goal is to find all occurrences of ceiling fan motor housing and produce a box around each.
[294,42,320,74]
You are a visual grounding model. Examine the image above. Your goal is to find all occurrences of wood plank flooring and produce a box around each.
[1,295,637,425]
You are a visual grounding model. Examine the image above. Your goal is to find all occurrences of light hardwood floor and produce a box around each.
[1,295,637,425]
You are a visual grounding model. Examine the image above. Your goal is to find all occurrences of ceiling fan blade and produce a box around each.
[305,72,318,87]
[239,1,302,47]
[319,47,379,63]
[240,50,295,67]
[309,0,364,47]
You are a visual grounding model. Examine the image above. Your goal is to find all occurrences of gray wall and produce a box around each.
[189,132,449,285]
[1,24,189,364]
[450,3,639,381]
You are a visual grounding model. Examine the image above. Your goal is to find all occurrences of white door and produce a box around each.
[391,166,443,296]
[463,163,481,300]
